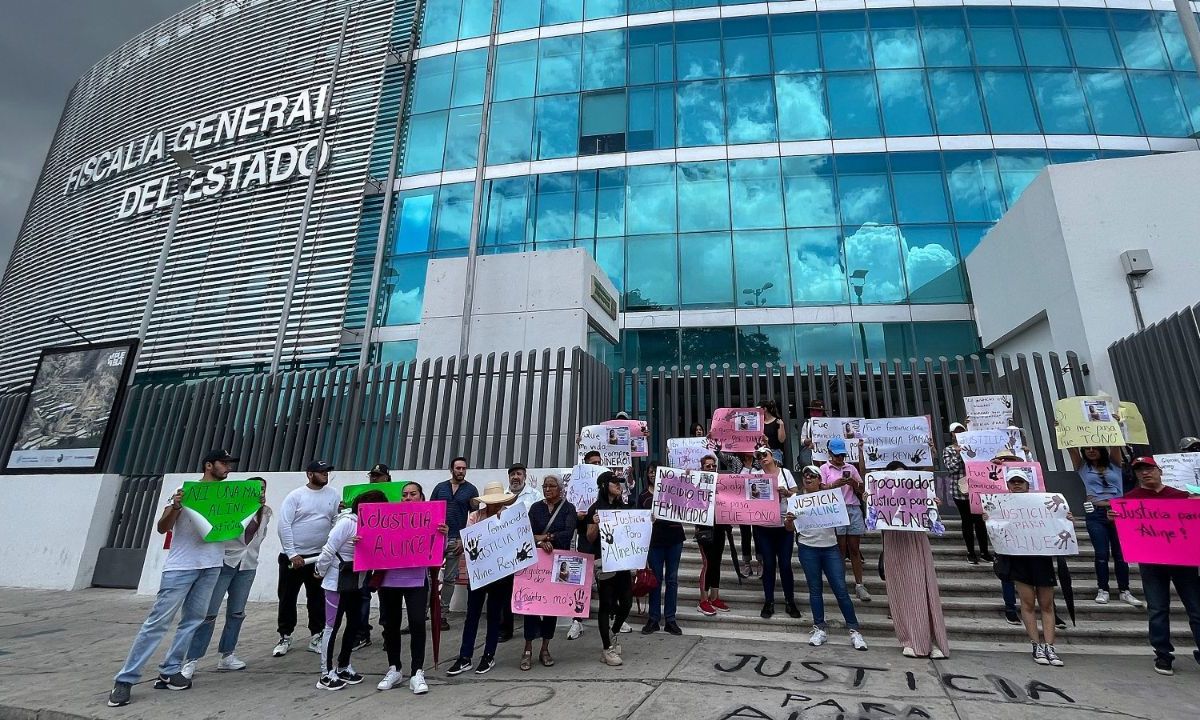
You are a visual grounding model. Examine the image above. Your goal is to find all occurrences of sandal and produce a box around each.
[540,649,555,667]
[520,650,532,671]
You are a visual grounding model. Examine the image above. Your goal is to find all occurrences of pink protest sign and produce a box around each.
[1110,498,1200,567]
[710,407,764,452]
[714,473,781,526]
[354,501,446,571]
[964,461,1044,514]
[511,549,594,618]
[603,419,649,457]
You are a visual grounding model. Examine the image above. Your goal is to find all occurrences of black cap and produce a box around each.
[202,449,238,466]
[369,463,390,476]
[306,460,334,473]
[507,462,527,473]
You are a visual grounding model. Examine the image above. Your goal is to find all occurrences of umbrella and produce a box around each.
[430,568,442,665]
[1055,556,1077,626]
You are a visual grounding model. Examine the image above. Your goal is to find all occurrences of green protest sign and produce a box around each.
[343,481,408,506]
[181,479,263,543]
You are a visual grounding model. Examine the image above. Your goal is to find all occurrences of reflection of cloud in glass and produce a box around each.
[726,79,777,143]
[789,229,847,304]
[877,70,925,104]
[678,163,730,232]
[945,155,1003,222]
[626,165,677,234]
[783,157,838,226]
[902,241,956,295]
[627,235,678,308]
[843,223,906,303]
[775,75,830,139]
[729,159,784,230]
[872,30,921,68]
[677,82,725,146]
[1118,27,1168,69]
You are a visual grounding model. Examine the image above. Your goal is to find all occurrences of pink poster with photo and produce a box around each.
[354,501,446,571]
[511,549,594,617]
[709,407,764,453]
[602,418,649,457]
[714,473,781,526]
[1110,498,1200,567]
[964,461,1044,514]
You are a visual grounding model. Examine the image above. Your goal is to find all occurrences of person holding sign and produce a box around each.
[944,422,992,565]
[820,438,871,603]
[521,474,577,670]
[586,471,635,667]
[785,466,868,651]
[1069,446,1144,608]
[639,461,685,636]
[354,463,394,651]
[107,450,237,708]
[760,400,787,466]
[697,452,732,615]
[431,456,480,629]
[273,460,340,658]
[754,448,802,620]
[568,449,605,642]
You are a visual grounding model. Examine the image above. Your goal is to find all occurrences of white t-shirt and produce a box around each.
[164,489,224,572]
[795,525,838,548]
[279,484,340,557]
[768,468,798,518]
[224,506,273,571]
[315,512,358,593]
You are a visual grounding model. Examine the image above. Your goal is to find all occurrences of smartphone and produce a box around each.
[842,471,851,480]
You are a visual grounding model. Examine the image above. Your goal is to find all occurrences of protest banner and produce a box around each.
[715,473,780,526]
[1109,498,1200,567]
[459,504,537,589]
[667,437,714,470]
[710,407,765,453]
[964,461,1044,514]
[597,509,652,572]
[353,501,446,571]
[1117,401,1149,445]
[786,488,849,531]
[964,395,1014,431]
[511,549,594,618]
[652,466,717,525]
[981,492,1077,556]
[1054,396,1124,448]
[859,416,932,469]
[181,479,263,542]
[342,481,407,506]
[956,429,1027,463]
[809,416,863,462]
[564,463,606,510]
[1155,453,1200,491]
[603,418,649,457]
[578,424,631,467]
[864,471,942,534]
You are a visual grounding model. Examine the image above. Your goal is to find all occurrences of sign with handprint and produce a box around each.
[577,424,631,467]
[956,430,1028,464]
[353,501,446,571]
[458,503,537,590]
[597,509,652,572]
[964,460,1044,514]
[1054,396,1124,448]
[564,462,607,510]
[964,395,1014,431]
[1110,498,1200,566]
[511,549,594,617]
[864,471,942,534]
[709,408,765,452]
[858,416,932,469]
[809,417,864,462]
[652,466,718,525]
[982,492,1078,556]
[667,437,715,470]
[602,419,649,457]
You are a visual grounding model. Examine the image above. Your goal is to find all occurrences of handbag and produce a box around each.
[695,526,715,544]
[336,553,363,593]
[993,554,1012,581]
[632,567,659,598]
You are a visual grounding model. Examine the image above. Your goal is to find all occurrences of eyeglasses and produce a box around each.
[541,483,558,489]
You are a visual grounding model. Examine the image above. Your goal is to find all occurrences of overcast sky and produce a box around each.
[0,0,195,272]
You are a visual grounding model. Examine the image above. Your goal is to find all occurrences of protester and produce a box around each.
[431,456,480,630]
[716,448,760,577]
[522,474,577,670]
[760,400,787,466]
[1070,446,1144,607]
[355,463,393,649]
[690,422,706,438]
[754,447,801,620]
[568,450,604,641]
[107,451,241,707]
[446,482,517,676]
[696,452,731,614]
[798,399,825,467]
[986,469,1066,667]
[639,461,684,635]
[273,460,340,657]
[497,462,529,642]
[377,482,446,693]
[587,471,634,666]
[182,478,272,678]
[943,422,992,565]
[786,465,867,651]
[821,438,871,602]
[1118,457,1200,675]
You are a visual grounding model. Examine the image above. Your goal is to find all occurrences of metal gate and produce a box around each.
[91,475,163,589]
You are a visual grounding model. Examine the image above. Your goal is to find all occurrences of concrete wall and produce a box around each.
[0,474,122,590]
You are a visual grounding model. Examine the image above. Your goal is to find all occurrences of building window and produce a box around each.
[580,90,627,155]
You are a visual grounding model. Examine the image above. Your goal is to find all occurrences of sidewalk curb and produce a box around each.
[0,705,93,720]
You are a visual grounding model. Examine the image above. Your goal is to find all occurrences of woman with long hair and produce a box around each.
[1070,445,1143,607]
[759,400,787,466]
[753,447,801,619]
[586,471,634,666]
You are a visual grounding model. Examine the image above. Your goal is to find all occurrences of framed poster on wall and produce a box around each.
[5,340,137,472]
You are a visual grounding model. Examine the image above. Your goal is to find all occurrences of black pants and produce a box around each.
[380,585,428,671]
[753,526,795,604]
[597,571,633,650]
[523,614,557,641]
[357,587,390,642]
[952,497,989,557]
[277,553,324,637]
[699,525,728,591]
[501,603,514,638]
[1141,563,1200,663]
[738,525,755,559]
[321,589,363,674]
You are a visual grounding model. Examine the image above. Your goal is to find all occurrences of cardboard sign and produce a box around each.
[810,416,864,462]
[710,407,765,453]
[981,492,1077,556]
[578,424,631,467]
[964,461,1044,514]
[964,395,1014,431]
[343,481,407,506]
[597,509,652,572]
[667,437,715,470]
[354,501,446,571]
[864,471,943,534]
[651,466,717,526]
[602,419,649,457]
[956,429,1027,463]
[859,416,932,469]
[1155,453,1200,491]
[1110,498,1200,566]
[511,549,594,618]
[181,479,263,543]
[564,463,606,510]
[1054,396,1124,448]
[459,504,537,590]
[1117,401,1149,445]
[715,473,781,526]
[786,488,849,531]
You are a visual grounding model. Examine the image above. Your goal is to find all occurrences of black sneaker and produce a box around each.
[352,637,371,652]
[475,655,496,674]
[785,602,803,619]
[641,621,659,635]
[153,672,191,691]
[980,552,995,563]
[1154,657,1174,676]
[316,675,346,691]
[440,617,451,631]
[107,681,132,707]
[1054,615,1068,630]
[446,657,472,676]
[966,554,979,565]
[760,603,774,619]
[664,622,683,636]
[336,667,364,685]
[1005,609,1021,625]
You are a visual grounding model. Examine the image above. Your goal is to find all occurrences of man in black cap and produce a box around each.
[368,463,391,482]
[272,460,339,658]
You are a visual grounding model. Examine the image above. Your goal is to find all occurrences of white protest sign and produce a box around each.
[810,417,864,462]
[651,466,718,526]
[577,424,631,467]
[667,437,715,470]
[1155,454,1200,491]
[459,504,537,590]
[597,509,652,572]
[956,429,1027,463]
[564,463,606,510]
[982,492,1078,556]
[964,395,1014,431]
[864,471,942,534]
[859,416,932,469]
[786,488,849,531]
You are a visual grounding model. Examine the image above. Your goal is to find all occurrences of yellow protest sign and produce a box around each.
[1118,401,1149,445]
[1054,396,1124,448]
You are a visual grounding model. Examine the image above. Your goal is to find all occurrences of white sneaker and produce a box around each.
[902,646,917,658]
[216,654,246,671]
[855,584,872,602]
[850,630,868,651]
[409,669,428,695]
[307,632,323,653]
[808,627,828,647]
[272,636,291,656]
[600,648,623,666]
[619,622,632,633]
[1096,589,1110,604]
[377,666,403,691]
[180,660,197,680]
[567,619,583,640]
[1119,590,1145,608]
[930,648,946,659]
[610,642,623,656]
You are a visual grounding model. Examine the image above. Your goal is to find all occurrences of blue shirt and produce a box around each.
[529,499,577,550]
[430,479,479,538]
[1079,464,1123,501]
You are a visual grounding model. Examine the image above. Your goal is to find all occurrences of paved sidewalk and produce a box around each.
[1,588,1198,720]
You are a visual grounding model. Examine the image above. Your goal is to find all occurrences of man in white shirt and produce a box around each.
[108,450,240,708]
[273,460,340,657]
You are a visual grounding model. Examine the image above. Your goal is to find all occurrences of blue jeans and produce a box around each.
[1085,507,1129,592]
[458,576,511,661]
[115,567,220,683]
[647,542,683,624]
[1001,579,1017,613]
[797,543,859,630]
[1140,563,1200,664]
[186,563,255,661]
